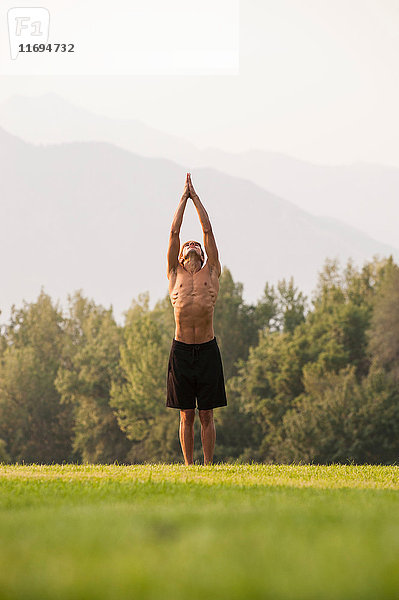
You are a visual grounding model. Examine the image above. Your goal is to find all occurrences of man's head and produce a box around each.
[179,240,205,267]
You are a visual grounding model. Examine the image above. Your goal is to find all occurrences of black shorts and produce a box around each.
[166,337,228,411]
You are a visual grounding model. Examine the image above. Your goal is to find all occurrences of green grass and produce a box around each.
[1,464,399,599]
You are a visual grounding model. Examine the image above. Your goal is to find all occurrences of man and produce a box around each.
[166,172,227,465]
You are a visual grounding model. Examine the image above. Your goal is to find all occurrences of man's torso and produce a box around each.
[168,262,219,344]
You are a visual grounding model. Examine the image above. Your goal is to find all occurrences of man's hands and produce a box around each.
[169,173,202,277]
[181,172,199,201]
[181,173,190,201]
[187,173,198,199]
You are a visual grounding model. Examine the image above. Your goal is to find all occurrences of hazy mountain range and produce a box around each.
[0,120,397,321]
[1,93,398,248]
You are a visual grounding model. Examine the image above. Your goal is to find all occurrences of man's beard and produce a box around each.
[185,248,199,259]
[184,249,202,265]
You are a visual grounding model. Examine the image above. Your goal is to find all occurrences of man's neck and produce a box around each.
[183,255,202,274]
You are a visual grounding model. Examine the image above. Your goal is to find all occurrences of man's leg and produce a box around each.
[199,409,215,465]
[179,409,195,465]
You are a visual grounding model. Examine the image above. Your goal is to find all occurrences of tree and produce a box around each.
[231,325,309,461]
[0,438,10,462]
[55,292,130,463]
[275,278,307,333]
[368,258,399,379]
[0,292,73,462]
[111,304,180,463]
[255,278,306,334]
[303,258,381,379]
[277,366,399,464]
[213,374,262,462]
[0,315,6,357]
[232,258,389,462]
[214,267,260,380]
[151,293,175,341]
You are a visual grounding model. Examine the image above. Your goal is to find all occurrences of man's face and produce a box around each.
[182,241,203,261]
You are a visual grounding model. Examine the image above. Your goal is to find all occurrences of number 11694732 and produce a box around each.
[18,43,75,53]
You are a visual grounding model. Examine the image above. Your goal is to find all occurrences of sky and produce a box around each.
[1,0,399,166]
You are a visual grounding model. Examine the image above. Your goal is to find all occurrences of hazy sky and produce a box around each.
[1,0,399,166]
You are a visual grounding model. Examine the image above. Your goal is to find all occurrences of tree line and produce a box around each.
[1,256,398,464]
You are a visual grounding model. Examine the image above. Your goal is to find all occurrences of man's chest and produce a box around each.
[169,265,219,305]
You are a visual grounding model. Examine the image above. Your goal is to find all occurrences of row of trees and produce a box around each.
[1,256,398,464]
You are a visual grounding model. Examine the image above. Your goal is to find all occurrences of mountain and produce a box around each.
[0,93,199,163]
[0,127,397,321]
[1,93,398,248]
[197,149,399,249]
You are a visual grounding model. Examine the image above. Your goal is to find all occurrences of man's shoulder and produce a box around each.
[168,261,184,280]
[205,260,221,279]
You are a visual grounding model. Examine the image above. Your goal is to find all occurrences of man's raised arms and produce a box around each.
[167,174,190,277]
[188,173,221,277]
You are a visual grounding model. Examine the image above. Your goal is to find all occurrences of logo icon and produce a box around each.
[7,7,50,59]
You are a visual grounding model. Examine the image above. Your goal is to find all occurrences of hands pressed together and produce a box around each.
[182,172,198,201]
[172,171,214,266]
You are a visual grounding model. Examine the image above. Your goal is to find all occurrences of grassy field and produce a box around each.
[1,464,399,600]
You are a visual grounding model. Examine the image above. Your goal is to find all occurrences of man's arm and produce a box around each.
[188,173,221,277]
[167,174,190,277]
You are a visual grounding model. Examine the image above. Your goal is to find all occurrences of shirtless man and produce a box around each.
[166,173,227,465]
